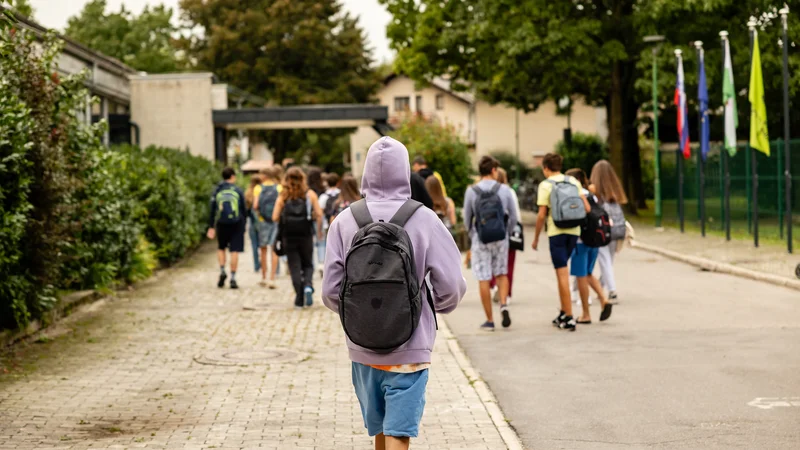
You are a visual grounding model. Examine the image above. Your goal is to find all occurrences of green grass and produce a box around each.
[634,200,800,249]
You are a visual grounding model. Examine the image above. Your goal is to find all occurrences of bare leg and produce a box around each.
[230,252,239,273]
[577,276,591,322]
[270,248,278,281]
[385,436,410,450]
[259,247,268,281]
[495,275,509,307]
[587,275,609,307]
[556,267,572,317]
[478,280,494,323]
[217,250,226,268]
[374,433,386,450]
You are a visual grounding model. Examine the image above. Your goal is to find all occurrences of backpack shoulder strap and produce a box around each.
[350,199,373,228]
[489,182,501,195]
[472,186,484,196]
[389,199,423,227]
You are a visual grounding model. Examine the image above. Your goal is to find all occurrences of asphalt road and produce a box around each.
[444,234,800,449]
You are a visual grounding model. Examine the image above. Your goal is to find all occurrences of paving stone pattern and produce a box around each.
[0,243,508,450]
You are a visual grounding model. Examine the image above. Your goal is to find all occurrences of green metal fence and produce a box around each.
[660,139,799,248]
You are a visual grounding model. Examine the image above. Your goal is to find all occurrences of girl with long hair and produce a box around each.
[489,168,522,304]
[272,167,323,308]
[424,175,456,230]
[331,174,361,223]
[590,160,628,303]
[245,174,263,272]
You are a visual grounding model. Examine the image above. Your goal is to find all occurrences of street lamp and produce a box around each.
[644,35,665,229]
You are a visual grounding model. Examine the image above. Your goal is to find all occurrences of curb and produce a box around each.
[439,318,525,450]
[632,241,800,292]
[0,290,101,349]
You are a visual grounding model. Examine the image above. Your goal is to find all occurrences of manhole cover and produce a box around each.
[242,302,286,311]
[194,348,306,366]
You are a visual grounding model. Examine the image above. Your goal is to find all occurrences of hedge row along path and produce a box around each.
[0,240,514,450]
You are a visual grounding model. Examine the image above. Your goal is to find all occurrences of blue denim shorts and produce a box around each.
[257,221,278,247]
[570,243,599,277]
[351,363,428,438]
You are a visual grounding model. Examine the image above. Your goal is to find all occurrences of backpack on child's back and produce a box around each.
[216,186,242,225]
[602,202,626,240]
[472,184,507,244]
[338,199,437,353]
[257,184,279,222]
[547,176,587,228]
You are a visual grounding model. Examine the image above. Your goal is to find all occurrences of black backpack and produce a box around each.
[257,184,279,222]
[472,184,507,244]
[281,193,313,238]
[580,196,612,248]
[323,192,340,222]
[339,199,437,353]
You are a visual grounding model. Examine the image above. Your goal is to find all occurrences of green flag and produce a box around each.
[723,39,738,156]
[749,32,769,156]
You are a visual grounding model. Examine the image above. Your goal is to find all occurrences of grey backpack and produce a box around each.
[548,176,586,228]
[339,199,436,353]
[602,201,626,240]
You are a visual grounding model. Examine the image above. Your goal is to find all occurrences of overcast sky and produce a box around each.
[28,0,395,63]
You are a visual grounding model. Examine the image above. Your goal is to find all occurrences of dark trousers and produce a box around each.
[285,236,314,306]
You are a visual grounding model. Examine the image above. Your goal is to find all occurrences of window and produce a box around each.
[415,95,423,113]
[394,96,410,112]
[436,94,445,110]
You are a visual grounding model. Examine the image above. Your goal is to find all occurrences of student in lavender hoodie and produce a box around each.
[323,136,466,450]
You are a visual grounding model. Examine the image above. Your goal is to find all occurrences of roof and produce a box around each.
[383,73,475,105]
[240,159,274,173]
[6,9,137,76]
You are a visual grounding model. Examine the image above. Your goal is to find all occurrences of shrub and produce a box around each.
[555,132,610,176]
[0,25,219,331]
[490,150,533,184]
[390,116,474,204]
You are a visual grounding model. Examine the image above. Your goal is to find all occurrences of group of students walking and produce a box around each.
[206,137,629,449]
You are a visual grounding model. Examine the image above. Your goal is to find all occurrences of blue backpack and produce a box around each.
[257,184,279,222]
[472,184,507,244]
[216,186,242,225]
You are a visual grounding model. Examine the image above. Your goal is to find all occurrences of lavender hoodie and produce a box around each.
[322,137,467,366]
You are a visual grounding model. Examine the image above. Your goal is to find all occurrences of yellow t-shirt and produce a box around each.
[252,181,282,222]
[537,174,583,237]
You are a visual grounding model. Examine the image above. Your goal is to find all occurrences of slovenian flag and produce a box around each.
[675,52,691,159]
[698,49,710,161]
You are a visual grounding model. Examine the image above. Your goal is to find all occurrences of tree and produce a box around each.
[9,0,33,18]
[64,0,180,73]
[379,0,799,212]
[178,0,381,163]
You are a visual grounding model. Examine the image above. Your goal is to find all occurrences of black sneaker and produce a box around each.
[230,279,239,289]
[558,315,577,332]
[552,310,566,326]
[217,273,227,288]
[501,307,511,328]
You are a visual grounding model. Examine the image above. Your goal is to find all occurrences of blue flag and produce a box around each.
[698,49,710,161]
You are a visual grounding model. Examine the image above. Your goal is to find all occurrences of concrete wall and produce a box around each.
[474,100,606,167]
[211,84,228,110]
[130,73,215,160]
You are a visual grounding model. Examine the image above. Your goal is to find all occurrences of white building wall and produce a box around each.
[129,73,215,160]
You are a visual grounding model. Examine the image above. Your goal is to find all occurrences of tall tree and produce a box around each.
[179,0,381,163]
[9,0,33,18]
[379,0,799,211]
[65,0,180,73]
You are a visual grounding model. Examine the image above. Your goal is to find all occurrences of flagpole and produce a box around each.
[779,7,793,254]
[748,18,759,248]
[720,31,732,241]
[696,41,706,237]
[676,49,685,233]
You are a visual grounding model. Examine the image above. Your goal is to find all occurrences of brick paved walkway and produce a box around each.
[0,243,512,449]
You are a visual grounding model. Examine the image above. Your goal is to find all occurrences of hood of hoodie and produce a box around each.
[360,137,412,201]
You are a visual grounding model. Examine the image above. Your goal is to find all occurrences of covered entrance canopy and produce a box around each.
[212,104,391,162]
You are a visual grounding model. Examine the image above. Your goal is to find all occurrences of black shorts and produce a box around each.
[217,222,245,252]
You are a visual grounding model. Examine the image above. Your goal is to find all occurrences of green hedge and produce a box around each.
[0,26,219,330]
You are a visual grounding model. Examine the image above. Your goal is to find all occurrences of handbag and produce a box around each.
[509,222,525,252]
